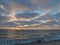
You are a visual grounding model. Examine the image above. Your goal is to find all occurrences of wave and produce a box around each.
[0,35,60,45]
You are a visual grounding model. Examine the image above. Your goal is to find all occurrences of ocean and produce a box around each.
[0,29,60,45]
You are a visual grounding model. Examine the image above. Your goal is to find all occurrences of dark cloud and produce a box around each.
[0,15,8,23]
[0,7,6,13]
[41,21,60,26]
[0,22,18,27]
[14,20,40,25]
[52,13,60,19]
[0,8,4,13]
[15,12,39,19]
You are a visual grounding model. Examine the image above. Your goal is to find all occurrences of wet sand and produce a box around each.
[23,41,60,45]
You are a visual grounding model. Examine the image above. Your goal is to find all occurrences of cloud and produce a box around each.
[0,15,9,23]
[15,12,39,21]
[0,5,8,13]
[0,0,60,28]
[0,22,18,27]
[0,0,11,11]
[41,20,60,26]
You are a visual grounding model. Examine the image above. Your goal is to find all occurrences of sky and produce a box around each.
[0,0,60,29]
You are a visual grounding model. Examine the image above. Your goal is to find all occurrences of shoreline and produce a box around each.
[23,40,60,45]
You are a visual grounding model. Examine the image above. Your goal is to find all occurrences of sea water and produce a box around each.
[0,30,60,45]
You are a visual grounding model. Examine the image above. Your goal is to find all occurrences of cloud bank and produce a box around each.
[0,0,60,29]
